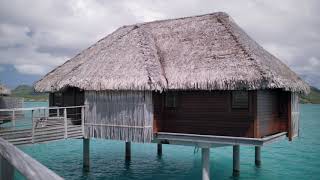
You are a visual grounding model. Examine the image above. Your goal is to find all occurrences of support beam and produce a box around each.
[125,142,131,161]
[0,156,14,180]
[83,138,90,171]
[201,148,210,180]
[157,143,162,156]
[255,146,261,166]
[233,145,240,176]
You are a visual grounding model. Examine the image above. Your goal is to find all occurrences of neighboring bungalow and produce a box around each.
[0,84,11,96]
[0,84,24,124]
[35,12,309,179]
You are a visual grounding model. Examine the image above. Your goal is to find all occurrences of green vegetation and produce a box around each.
[300,86,320,104]
[11,85,48,102]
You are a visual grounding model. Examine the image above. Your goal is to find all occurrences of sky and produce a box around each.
[0,0,319,89]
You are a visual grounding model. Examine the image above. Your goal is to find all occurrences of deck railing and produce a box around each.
[0,137,63,180]
[0,106,85,145]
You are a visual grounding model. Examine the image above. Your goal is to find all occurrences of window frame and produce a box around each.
[231,91,249,110]
[164,93,177,109]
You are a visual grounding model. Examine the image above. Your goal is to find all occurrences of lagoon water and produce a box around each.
[16,103,320,180]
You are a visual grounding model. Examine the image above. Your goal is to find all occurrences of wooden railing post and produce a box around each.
[81,106,85,137]
[31,110,35,143]
[12,110,16,128]
[57,107,60,117]
[64,108,68,139]
[0,155,14,180]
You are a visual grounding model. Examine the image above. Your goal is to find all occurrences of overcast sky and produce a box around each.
[0,0,319,88]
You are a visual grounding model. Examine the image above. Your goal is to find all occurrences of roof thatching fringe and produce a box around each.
[35,12,310,94]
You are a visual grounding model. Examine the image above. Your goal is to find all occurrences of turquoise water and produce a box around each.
[16,103,320,180]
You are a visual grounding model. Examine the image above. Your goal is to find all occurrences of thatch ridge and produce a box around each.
[35,12,310,94]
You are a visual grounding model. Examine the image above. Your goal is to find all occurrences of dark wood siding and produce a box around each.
[257,90,289,137]
[153,91,255,137]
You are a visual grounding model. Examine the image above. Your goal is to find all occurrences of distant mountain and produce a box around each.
[300,86,320,104]
[11,85,48,102]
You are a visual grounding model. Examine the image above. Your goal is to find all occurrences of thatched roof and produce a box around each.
[35,12,310,94]
[0,84,11,95]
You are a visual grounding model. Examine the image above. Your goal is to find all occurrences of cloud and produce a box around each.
[14,64,47,75]
[0,0,319,88]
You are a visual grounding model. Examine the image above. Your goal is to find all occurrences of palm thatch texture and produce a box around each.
[0,84,11,96]
[34,12,309,94]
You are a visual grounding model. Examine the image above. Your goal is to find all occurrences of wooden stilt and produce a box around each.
[255,146,261,166]
[0,156,14,180]
[202,148,210,180]
[83,138,90,171]
[125,142,131,161]
[157,143,162,156]
[233,145,240,176]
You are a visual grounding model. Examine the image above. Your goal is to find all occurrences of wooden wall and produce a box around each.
[153,90,290,138]
[256,90,289,137]
[84,91,153,143]
[153,91,255,137]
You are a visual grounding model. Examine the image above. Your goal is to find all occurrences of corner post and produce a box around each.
[31,110,35,143]
[81,106,85,137]
[64,108,68,139]
[125,142,131,161]
[157,143,162,156]
[0,156,14,180]
[57,107,60,117]
[233,145,240,176]
[255,146,261,166]
[83,138,90,171]
[201,148,210,180]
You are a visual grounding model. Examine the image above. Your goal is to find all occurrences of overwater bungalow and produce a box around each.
[34,12,309,180]
[0,84,24,124]
[0,84,11,97]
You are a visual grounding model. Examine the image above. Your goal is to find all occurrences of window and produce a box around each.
[232,91,248,109]
[165,93,176,108]
[54,92,63,106]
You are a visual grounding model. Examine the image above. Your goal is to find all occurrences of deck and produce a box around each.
[0,106,84,146]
